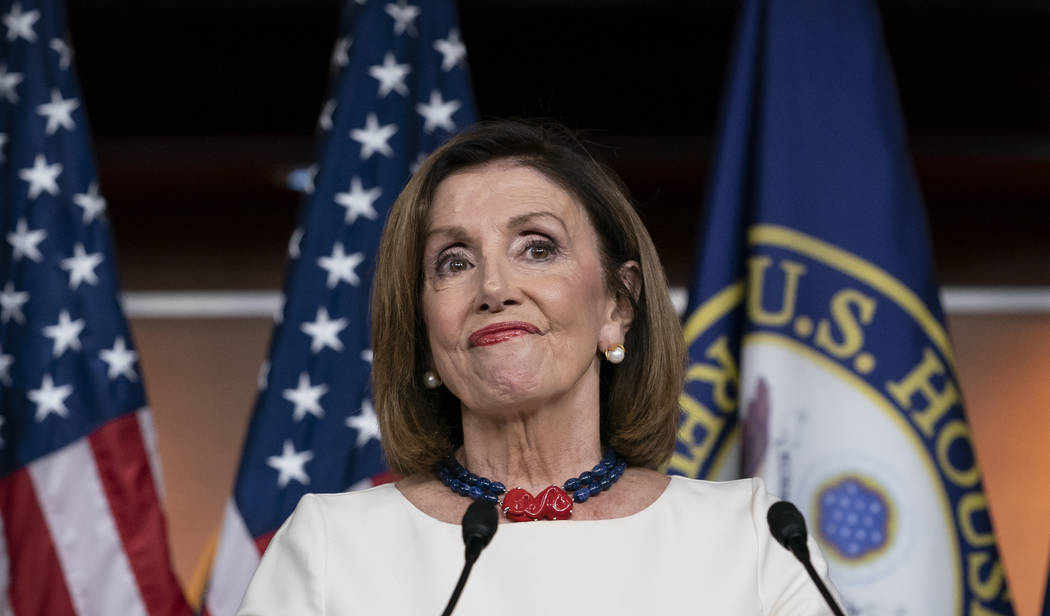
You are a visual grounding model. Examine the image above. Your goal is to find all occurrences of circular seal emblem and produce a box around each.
[672,225,1012,614]
[816,475,892,561]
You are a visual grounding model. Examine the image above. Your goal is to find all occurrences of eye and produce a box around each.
[528,245,549,259]
[523,238,557,261]
[434,247,473,276]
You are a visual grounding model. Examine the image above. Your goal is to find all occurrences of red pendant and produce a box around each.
[502,485,574,522]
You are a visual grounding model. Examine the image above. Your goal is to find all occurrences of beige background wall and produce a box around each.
[132,312,1050,616]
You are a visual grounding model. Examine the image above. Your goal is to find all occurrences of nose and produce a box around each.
[476,258,520,313]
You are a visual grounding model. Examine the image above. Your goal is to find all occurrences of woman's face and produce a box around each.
[421,162,627,415]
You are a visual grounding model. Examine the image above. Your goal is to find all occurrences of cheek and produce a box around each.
[422,291,463,351]
[538,270,609,339]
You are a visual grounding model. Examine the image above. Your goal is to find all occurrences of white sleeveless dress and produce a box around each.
[237,475,838,615]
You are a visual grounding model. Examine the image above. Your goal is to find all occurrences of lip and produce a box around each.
[468,321,542,347]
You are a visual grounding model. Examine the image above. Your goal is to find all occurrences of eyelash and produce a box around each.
[431,235,558,276]
[522,237,557,261]
[434,249,469,275]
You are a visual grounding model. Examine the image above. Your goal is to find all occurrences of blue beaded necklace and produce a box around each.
[436,450,627,522]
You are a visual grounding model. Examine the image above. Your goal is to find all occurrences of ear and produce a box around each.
[598,261,641,352]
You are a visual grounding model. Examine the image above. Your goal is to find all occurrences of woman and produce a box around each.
[238,121,837,614]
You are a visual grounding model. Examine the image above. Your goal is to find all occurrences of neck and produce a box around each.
[457,371,603,494]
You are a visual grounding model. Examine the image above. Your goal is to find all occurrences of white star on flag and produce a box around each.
[36,89,79,135]
[331,37,352,68]
[60,243,104,289]
[315,244,363,291]
[416,90,460,133]
[0,345,13,386]
[0,282,29,324]
[266,440,314,488]
[434,29,466,72]
[410,152,427,175]
[302,164,318,194]
[0,64,23,104]
[7,218,47,262]
[42,310,85,357]
[360,349,373,363]
[300,307,348,353]
[99,337,138,381]
[385,0,420,36]
[288,227,304,259]
[3,3,40,43]
[18,154,62,200]
[346,399,381,448]
[274,293,286,324]
[317,242,365,289]
[368,52,411,98]
[73,182,107,223]
[282,372,329,422]
[49,38,72,69]
[350,113,397,160]
[257,361,270,390]
[334,176,381,225]
[319,99,336,131]
[28,374,73,422]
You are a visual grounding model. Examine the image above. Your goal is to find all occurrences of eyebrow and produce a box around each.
[424,224,469,242]
[425,211,568,242]
[506,211,568,234]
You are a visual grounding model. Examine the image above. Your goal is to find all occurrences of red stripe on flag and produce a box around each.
[370,470,400,486]
[90,414,192,616]
[0,468,77,616]
[254,529,277,555]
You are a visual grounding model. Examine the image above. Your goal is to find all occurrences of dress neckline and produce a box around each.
[392,474,682,529]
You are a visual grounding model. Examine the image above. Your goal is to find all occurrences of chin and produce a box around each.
[465,366,546,410]
[489,369,544,399]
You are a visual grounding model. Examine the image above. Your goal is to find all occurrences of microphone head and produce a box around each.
[462,499,498,550]
[767,500,808,552]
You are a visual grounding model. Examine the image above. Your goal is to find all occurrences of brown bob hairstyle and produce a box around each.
[371,120,684,475]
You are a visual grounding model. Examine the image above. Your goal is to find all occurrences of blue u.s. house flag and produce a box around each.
[203,1,476,614]
[669,1,1013,613]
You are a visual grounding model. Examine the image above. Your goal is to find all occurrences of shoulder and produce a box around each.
[658,477,840,612]
[239,488,411,615]
[297,482,406,521]
[273,483,410,540]
[662,475,777,523]
[269,483,422,554]
[665,474,768,500]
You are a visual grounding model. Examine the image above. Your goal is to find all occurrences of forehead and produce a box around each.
[427,162,586,229]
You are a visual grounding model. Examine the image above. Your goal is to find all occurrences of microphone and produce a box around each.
[766,501,847,616]
[441,499,498,616]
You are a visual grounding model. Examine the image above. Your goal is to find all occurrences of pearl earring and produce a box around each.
[423,370,442,389]
[604,344,626,364]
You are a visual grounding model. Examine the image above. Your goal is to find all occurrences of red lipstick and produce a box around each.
[468,321,541,347]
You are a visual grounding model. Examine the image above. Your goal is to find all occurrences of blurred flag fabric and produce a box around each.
[669,1,1013,614]
[202,1,477,614]
[1043,563,1049,616]
[0,0,191,614]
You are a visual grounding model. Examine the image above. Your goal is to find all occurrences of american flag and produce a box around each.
[203,1,476,613]
[0,0,191,614]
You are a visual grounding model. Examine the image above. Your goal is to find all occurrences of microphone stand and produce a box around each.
[767,501,847,616]
[441,500,498,616]
[440,546,482,616]
[784,535,845,616]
